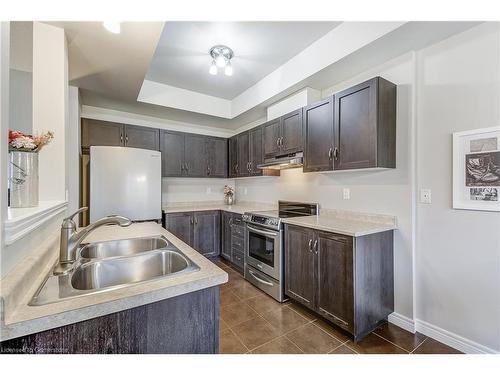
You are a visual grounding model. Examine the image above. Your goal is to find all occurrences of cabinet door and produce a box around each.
[248,126,263,176]
[228,136,238,178]
[160,131,185,177]
[284,225,316,309]
[280,109,303,154]
[334,78,377,170]
[262,118,281,158]
[207,137,228,178]
[221,212,232,260]
[303,97,334,172]
[236,132,249,177]
[124,124,159,151]
[193,211,220,257]
[81,119,124,149]
[184,134,207,177]
[317,231,354,332]
[164,212,194,247]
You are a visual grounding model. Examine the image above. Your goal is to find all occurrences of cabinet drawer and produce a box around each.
[231,224,245,237]
[232,250,244,269]
[231,235,244,251]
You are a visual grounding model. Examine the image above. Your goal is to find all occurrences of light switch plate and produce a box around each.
[343,188,350,200]
[206,187,212,194]
[420,188,432,204]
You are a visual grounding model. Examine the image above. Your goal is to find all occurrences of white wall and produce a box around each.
[32,22,67,202]
[237,52,416,321]
[9,69,32,134]
[66,86,80,223]
[162,178,235,205]
[415,22,500,352]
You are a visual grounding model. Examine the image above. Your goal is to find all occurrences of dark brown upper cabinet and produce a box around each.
[160,131,228,178]
[236,132,250,177]
[263,109,303,159]
[123,124,160,151]
[206,137,228,178]
[303,96,335,172]
[160,130,185,177]
[263,118,281,158]
[333,77,396,170]
[184,133,208,177]
[81,119,159,151]
[248,126,263,176]
[228,136,238,178]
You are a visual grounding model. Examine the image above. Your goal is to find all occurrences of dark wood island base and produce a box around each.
[1,287,220,354]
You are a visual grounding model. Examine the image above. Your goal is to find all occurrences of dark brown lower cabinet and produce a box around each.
[193,211,221,257]
[284,225,316,310]
[0,287,220,354]
[221,211,232,260]
[164,210,220,258]
[164,211,194,247]
[284,224,394,340]
[220,212,245,273]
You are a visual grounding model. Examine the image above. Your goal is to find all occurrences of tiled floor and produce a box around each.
[213,258,462,355]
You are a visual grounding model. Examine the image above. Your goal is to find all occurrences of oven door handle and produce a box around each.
[248,270,274,286]
[246,224,278,237]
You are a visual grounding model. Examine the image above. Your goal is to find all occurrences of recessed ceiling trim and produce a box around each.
[139,21,406,119]
[138,80,232,118]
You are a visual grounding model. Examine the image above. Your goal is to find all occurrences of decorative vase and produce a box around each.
[8,150,39,208]
[224,195,234,205]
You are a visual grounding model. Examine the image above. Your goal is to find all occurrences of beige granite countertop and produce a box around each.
[0,222,228,341]
[162,201,277,215]
[282,208,397,237]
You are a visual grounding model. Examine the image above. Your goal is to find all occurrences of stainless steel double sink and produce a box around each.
[29,236,200,306]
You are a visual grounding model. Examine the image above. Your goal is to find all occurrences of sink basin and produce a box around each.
[79,236,171,259]
[72,249,194,290]
[29,240,200,306]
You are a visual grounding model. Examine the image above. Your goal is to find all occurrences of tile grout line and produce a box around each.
[409,337,428,354]
[371,331,412,354]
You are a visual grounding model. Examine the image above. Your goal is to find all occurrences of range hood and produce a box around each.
[257,152,304,170]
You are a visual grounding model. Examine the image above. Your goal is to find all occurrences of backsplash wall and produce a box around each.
[162,178,235,205]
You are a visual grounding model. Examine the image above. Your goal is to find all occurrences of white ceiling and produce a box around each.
[145,22,340,99]
[47,21,164,101]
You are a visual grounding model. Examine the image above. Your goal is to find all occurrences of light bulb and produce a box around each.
[224,63,233,76]
[209,61,217,75]
[215,55,226,68]
[103,22,121,34]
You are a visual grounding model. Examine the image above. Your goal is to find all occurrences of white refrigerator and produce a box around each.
[90,146,161,223]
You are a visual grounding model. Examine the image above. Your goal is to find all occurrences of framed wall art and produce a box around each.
[453,126,500,211]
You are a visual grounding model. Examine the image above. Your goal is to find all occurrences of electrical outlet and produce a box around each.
[420,189,432,204]
[206,187,211,194]
[343,188,350,200]
[244,187,248,195]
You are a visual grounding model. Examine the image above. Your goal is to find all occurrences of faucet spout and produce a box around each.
[54,208,132,275]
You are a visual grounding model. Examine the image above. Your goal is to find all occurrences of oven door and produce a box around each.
[245,224,281,280]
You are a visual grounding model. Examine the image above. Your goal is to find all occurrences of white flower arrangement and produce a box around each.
[223,185,234,197]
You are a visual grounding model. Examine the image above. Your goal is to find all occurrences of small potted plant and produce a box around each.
[8,129,54,208]
[223,185,235,205]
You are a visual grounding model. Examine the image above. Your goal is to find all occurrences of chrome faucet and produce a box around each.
[54,207,132,275]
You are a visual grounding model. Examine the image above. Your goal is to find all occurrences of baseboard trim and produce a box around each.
[388,314,498,354]
[415,319,499,354]
[388,312,415,333]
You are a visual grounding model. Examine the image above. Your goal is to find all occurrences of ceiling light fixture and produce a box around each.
[103,22,121,34]
[209,45,234,76]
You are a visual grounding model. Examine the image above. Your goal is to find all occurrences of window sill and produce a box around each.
[5,201,68,245]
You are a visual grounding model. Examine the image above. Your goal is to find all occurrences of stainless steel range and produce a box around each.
[242,201,318,302]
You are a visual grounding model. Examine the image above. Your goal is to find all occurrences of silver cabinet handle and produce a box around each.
[280,137,284,146]
[328,147,333,160]
[313,239,318,254]
[308,239,313,252]
[248,270,274,286]
[120,134,124,143]
[125,135,129,143]
[276,138,280,147]
[333,147,339,160]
